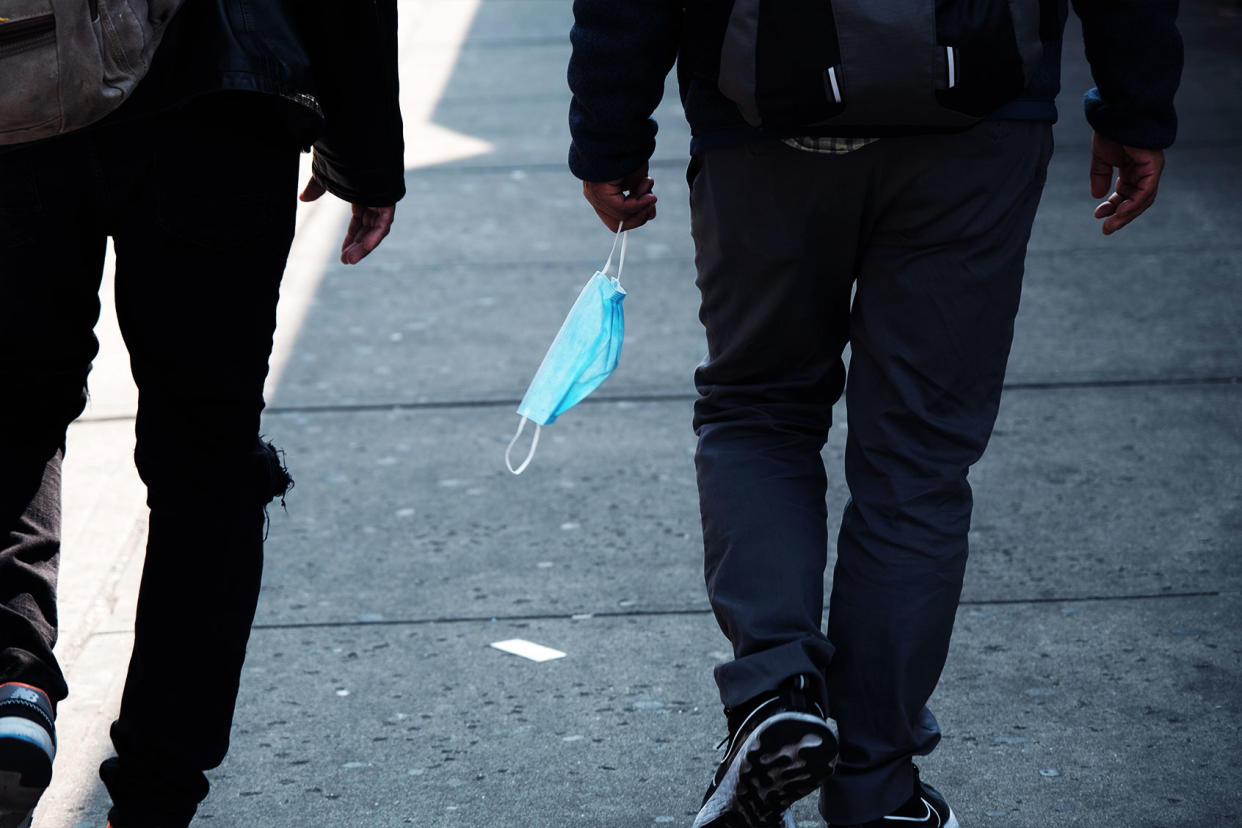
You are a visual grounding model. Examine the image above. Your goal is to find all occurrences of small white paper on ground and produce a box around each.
[490,639,566,662]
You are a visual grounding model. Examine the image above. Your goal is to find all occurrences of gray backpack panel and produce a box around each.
[0,0,185,145]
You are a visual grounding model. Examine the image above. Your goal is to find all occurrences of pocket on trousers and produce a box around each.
[152,97,300,250]
[686,155,704,191]
[983,118,1022,143]
[0,149,44,247]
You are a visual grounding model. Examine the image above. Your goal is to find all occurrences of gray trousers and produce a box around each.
[689,121,1054,825]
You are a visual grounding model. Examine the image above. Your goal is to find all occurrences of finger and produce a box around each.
[1118,191,1157,223]
[593,204,649,231]
[1100,196,1140,234]
[584,180,625,203]
[1089,156,1114,200]
[1094,190,1124,218]
[356,212,394,255]
[343,208,395,264]
[617,202,659,231]
[586,179,655,209]
[588,193,655,227]
[616,192,657,213]
[340,213,365,257]
[1101,173,1159,234]
[592,206,623,232]
[589,198,627,226]
[615,168,650,193]
[593,198,634,220]
[299,176,326,202]
[627,178,655,199]
[589,188,654,214]
[614,199,657,230]
[584,173,659,231]
[626,193,657,212]
[1102,212,1131,235]
[342,241,368,265]
[1112,172,1158,217]
[1102,190,1157,235]
[584,189,627,217]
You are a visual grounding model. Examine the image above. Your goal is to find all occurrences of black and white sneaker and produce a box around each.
[833,767,958,828]
[691,675,837,828]
[0,683,56,828]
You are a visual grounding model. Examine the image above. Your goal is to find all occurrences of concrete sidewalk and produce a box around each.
[34,0,1240,826]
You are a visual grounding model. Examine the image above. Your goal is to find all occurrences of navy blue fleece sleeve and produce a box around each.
[567,0,681,182]
[1072,0,1183,149]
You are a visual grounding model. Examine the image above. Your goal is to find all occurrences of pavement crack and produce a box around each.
[1001,375,1241,392]
[75,590,1221,636]
[259,393,695,417]
[258,376,1242,420]
[70,375,1240,425]
[960,590,1221,606]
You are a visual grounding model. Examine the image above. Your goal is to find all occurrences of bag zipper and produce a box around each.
[0,14,55,55]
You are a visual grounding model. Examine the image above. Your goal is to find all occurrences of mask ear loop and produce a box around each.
[505,416,541,475]
[601,223,627,284]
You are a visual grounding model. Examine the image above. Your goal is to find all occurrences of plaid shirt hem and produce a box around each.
[782,135,879,154]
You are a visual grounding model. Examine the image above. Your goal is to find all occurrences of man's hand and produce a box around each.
[299,176,396,265]
[1089,134,1166,236]
[583,164,658,232]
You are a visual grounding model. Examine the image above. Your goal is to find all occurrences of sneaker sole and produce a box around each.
[0,767,40,828]
[692,712,837,828]
[935,800,960,828]
[0,728,53,828]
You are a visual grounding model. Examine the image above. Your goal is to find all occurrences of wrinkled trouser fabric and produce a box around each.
[0,94,298,828]
[690,121,1054,825]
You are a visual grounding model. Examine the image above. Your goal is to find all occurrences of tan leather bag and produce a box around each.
[0,0,184,145]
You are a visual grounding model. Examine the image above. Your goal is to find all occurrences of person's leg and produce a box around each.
[98,94,298,828]
[688,140,867,827]
[691,140,866,713]
[0,132,109,823]
[821,121,1054,826]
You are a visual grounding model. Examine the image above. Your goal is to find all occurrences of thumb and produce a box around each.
[299,176,327,202]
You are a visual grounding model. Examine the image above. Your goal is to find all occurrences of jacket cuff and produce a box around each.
[311,148,406,207]
[1083,89,1178,150]
[568,138,655,183]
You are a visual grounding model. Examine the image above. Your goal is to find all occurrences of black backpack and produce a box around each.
[684,0,1054,132]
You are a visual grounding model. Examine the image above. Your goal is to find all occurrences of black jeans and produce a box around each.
[690,122,1054,825]
[0,95,298,827]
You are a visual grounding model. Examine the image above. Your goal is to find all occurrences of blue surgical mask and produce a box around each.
[506,228,628,474]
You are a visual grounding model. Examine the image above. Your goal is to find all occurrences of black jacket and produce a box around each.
[135,0,405,207]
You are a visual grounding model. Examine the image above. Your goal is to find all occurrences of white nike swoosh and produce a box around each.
[884,798,938,825]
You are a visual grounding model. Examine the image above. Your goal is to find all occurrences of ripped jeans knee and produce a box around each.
[135,435,293,513]
[254,439,294,506]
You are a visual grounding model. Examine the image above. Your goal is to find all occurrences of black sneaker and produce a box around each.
[832,767,958,828]
[0,683,56,828]
[691,675,837,828]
